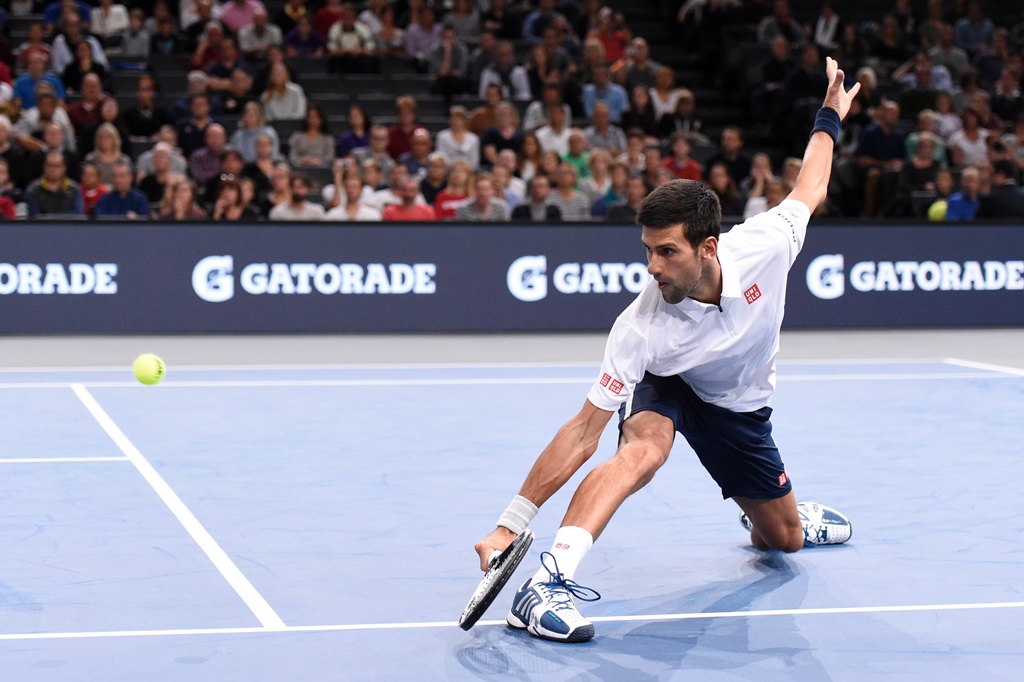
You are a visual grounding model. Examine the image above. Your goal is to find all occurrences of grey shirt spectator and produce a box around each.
[455,197,509,221]
[238,15,283,57]
[429,41,469,78]
[549,192,592,221]
[585,124,627,155]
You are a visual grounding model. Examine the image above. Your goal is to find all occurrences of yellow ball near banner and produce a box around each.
[133,354,166,385]
[927,200,947,222]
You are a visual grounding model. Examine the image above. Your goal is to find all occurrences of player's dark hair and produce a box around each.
[635,179,721,248]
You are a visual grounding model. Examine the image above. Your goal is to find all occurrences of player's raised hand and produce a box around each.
[823,56,860,122]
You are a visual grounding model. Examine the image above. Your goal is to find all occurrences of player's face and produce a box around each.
[641,224,713,305]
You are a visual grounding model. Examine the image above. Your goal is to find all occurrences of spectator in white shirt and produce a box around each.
[535,105,572,155]
[436,106,480,170]
[238,7,283,59]
[324,173,383,221]
[269,173,325,219]
[260,63,307,121]
[92,0,130,37]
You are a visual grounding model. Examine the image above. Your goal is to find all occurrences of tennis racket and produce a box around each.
[458,529,534,631]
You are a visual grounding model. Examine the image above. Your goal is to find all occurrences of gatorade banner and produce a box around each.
[0,222,1022,333]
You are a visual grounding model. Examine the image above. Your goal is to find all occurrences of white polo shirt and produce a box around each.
[587,199,810,414]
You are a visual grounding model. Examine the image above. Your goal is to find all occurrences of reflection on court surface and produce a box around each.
[1,359,1021,680]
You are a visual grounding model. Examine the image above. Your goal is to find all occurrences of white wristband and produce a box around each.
[497,495,539,535]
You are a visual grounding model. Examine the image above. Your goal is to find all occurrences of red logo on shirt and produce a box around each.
[778,472,788,486]
[744,284,762,304]
[600,373,611,387]
[609,379,624,394]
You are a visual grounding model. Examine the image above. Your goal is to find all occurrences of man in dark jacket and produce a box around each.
[511,175,562,221]
[977,159,1024,218]
[25,151,84,217]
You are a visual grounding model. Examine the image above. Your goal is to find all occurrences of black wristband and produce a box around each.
[810,107,841,144]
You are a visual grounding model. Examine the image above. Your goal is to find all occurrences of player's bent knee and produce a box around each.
[760,524,804,553]
[613,442,669,488]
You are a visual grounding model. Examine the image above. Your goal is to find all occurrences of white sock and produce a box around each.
[531,526,593,585]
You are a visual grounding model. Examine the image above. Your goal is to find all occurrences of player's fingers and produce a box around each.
[848,81,862,99]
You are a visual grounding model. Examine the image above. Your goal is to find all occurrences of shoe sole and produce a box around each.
[527,623,595,643]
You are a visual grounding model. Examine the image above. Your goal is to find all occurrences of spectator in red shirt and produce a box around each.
[79,163,109,216]
[383,177,437,221]
[316,0,345,38]
[66,73,106,135]
[662,132,703,181]
[433,160,473,219]
[388,95,424,161]
[17,23,51,72]
[587,7,630,64]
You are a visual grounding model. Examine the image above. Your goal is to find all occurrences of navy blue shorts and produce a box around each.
[618,372,792,500]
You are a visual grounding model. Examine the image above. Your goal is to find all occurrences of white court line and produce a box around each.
[70,384,286,631]
[1,371,1019,390]
[0,361,602,373]
[0,600,1022,642]
[0,357,975,373]
[0,457,127,464]
[943,357,1024,377]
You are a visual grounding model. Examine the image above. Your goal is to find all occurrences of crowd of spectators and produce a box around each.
[0,0,1021,222]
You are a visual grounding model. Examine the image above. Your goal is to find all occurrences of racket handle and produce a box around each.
[488,550,501,567]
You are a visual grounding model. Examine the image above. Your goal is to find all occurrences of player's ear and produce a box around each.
[700,236,718,260]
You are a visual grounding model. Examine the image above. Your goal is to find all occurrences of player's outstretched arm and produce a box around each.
[787,57,861,213]
[474,401,613,570]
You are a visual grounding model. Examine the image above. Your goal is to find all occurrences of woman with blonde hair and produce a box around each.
[434,159,474,219]
[230,101,280,163]
[158,177,207,220]
[578,148,612,204]
[259,162,293,215]
[84,123,132,185]
[260,62,308,121]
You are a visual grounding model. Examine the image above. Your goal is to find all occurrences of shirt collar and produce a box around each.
[672,239,740,320]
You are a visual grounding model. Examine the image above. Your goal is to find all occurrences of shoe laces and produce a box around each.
[536,551,601,611]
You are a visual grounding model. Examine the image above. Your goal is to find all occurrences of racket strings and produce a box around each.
[538,551,602,604]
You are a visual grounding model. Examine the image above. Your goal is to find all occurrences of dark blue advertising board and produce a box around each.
[0,222,1022,333]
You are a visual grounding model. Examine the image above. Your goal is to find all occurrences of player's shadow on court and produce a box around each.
[452,552,829,680]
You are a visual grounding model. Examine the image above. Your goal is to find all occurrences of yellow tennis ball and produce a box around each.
[927,200,947,221]
[133,354,166,385]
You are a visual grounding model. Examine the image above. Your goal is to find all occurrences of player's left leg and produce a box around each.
[734,492,804,553]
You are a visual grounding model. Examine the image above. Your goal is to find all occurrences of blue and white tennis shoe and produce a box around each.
[740,501,852,546]
[507,552,601,643]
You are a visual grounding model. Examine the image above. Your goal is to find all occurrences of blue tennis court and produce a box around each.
[1,359,1022,680]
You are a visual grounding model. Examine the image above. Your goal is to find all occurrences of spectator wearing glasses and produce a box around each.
[212,177,259,220]
[26,151,84,217]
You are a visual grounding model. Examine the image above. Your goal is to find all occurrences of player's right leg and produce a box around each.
[508,410,675,643]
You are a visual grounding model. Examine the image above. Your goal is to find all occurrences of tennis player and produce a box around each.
[475,57,860,643]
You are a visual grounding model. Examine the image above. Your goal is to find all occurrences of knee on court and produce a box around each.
[758,523,804,554]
